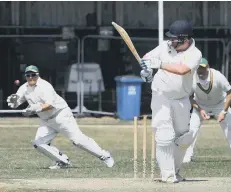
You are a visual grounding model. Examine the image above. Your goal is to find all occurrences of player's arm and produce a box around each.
[22,85,54,115]
[7,85,26,108]
[190,95,202,112]
[39,85,55,111]
[142,45,161,60]
[40,103,53,111]
[16,86,26,107]
[223,90,231,112]
[189,94,210,120]
[219,73,231,113]
[160,52,202,75]
[142,46,202,76]
[160,63,192,75]
[140,45,161,82]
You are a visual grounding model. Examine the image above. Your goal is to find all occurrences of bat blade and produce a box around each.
[112,22,141,64]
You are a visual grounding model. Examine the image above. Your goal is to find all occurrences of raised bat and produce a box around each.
[112,21,145,69]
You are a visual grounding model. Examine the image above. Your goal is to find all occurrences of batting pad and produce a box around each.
[184,137,198,159]
[174,131,194,173]
[35,144,69,164]
[174,144,187,174]
[156,143,176,181]
[174,131,194,150]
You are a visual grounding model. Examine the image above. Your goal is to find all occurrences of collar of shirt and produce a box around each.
[196,70,211,85]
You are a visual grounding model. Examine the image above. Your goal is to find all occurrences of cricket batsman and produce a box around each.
[183,58,231,163]
[7,65,114,169]
[140,20,202,183]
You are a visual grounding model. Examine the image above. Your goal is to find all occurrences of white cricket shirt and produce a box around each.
[16,77,68,120]
[193,68,231,106]
[144,39,202,99]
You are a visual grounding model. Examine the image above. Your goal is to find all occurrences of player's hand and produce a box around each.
[140,58,162,69]
[24,104,42,114]
[22,109,35,117]
[217,111,227,122]
[140,69,153,83]
[200,109,210,120]
[6,94,19,108]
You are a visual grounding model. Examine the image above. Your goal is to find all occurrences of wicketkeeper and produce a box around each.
[7,65,114,169]
[183,58,231,163]
[140,20,202,183]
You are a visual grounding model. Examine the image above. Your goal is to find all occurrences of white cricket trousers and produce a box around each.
[35,107,84,143]
[34,107,106,159]
[151,91,191,180]
[185,102,231,159]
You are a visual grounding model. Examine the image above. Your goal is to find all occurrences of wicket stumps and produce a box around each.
[133,115,156,179]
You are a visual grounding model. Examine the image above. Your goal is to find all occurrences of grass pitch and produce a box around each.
[0,117,231,191]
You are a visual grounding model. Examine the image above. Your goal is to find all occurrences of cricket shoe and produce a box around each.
[49,161,71,169]
[176,173,186,182]
[99,150,114,168]
[183,155,192,163]
[49,158,71,170]
[161,176,179,183]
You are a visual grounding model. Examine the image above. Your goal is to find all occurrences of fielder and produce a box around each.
[183,58,231,163]
[140,20,202,183]
[7,65,114,169]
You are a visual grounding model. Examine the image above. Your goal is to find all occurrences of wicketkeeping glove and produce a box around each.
[7,94,19,108]
[22,104,42,116]
[140,69,153,83]
[140,58,162,69]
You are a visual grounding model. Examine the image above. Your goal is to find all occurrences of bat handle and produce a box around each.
[138,59,150,73]
[139,63,149,73]
[144,68,149,73]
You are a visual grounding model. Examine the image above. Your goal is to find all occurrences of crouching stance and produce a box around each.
[183,58,231,163]
[7,65,114,169]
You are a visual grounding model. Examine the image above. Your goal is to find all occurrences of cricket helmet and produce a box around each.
[166,20,193,45]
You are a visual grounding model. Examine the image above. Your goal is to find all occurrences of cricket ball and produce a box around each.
[14,80,20,86]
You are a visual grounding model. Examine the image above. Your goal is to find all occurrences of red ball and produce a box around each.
[14,80,20,86]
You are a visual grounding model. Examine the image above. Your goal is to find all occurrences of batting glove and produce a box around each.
[7,94,19,108]
[140,69,153,83]
[140,58,162,69]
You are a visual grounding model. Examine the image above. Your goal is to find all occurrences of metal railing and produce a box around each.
[225,41,231,81]
[194,38,226,75]
[80,35,158,115]
[0,34,227,116]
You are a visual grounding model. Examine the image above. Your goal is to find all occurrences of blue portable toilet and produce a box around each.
[114,75,144,120]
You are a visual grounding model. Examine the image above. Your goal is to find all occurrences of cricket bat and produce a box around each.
[111,21,142,65]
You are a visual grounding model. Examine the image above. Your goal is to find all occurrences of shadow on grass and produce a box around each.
[154,178,208,183]
[182,179,209,182]
[12,164,103,170]
[192,159,231,163]
[12,166,83,170]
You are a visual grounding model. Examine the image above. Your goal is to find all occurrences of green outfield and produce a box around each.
[0,117,231,192]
